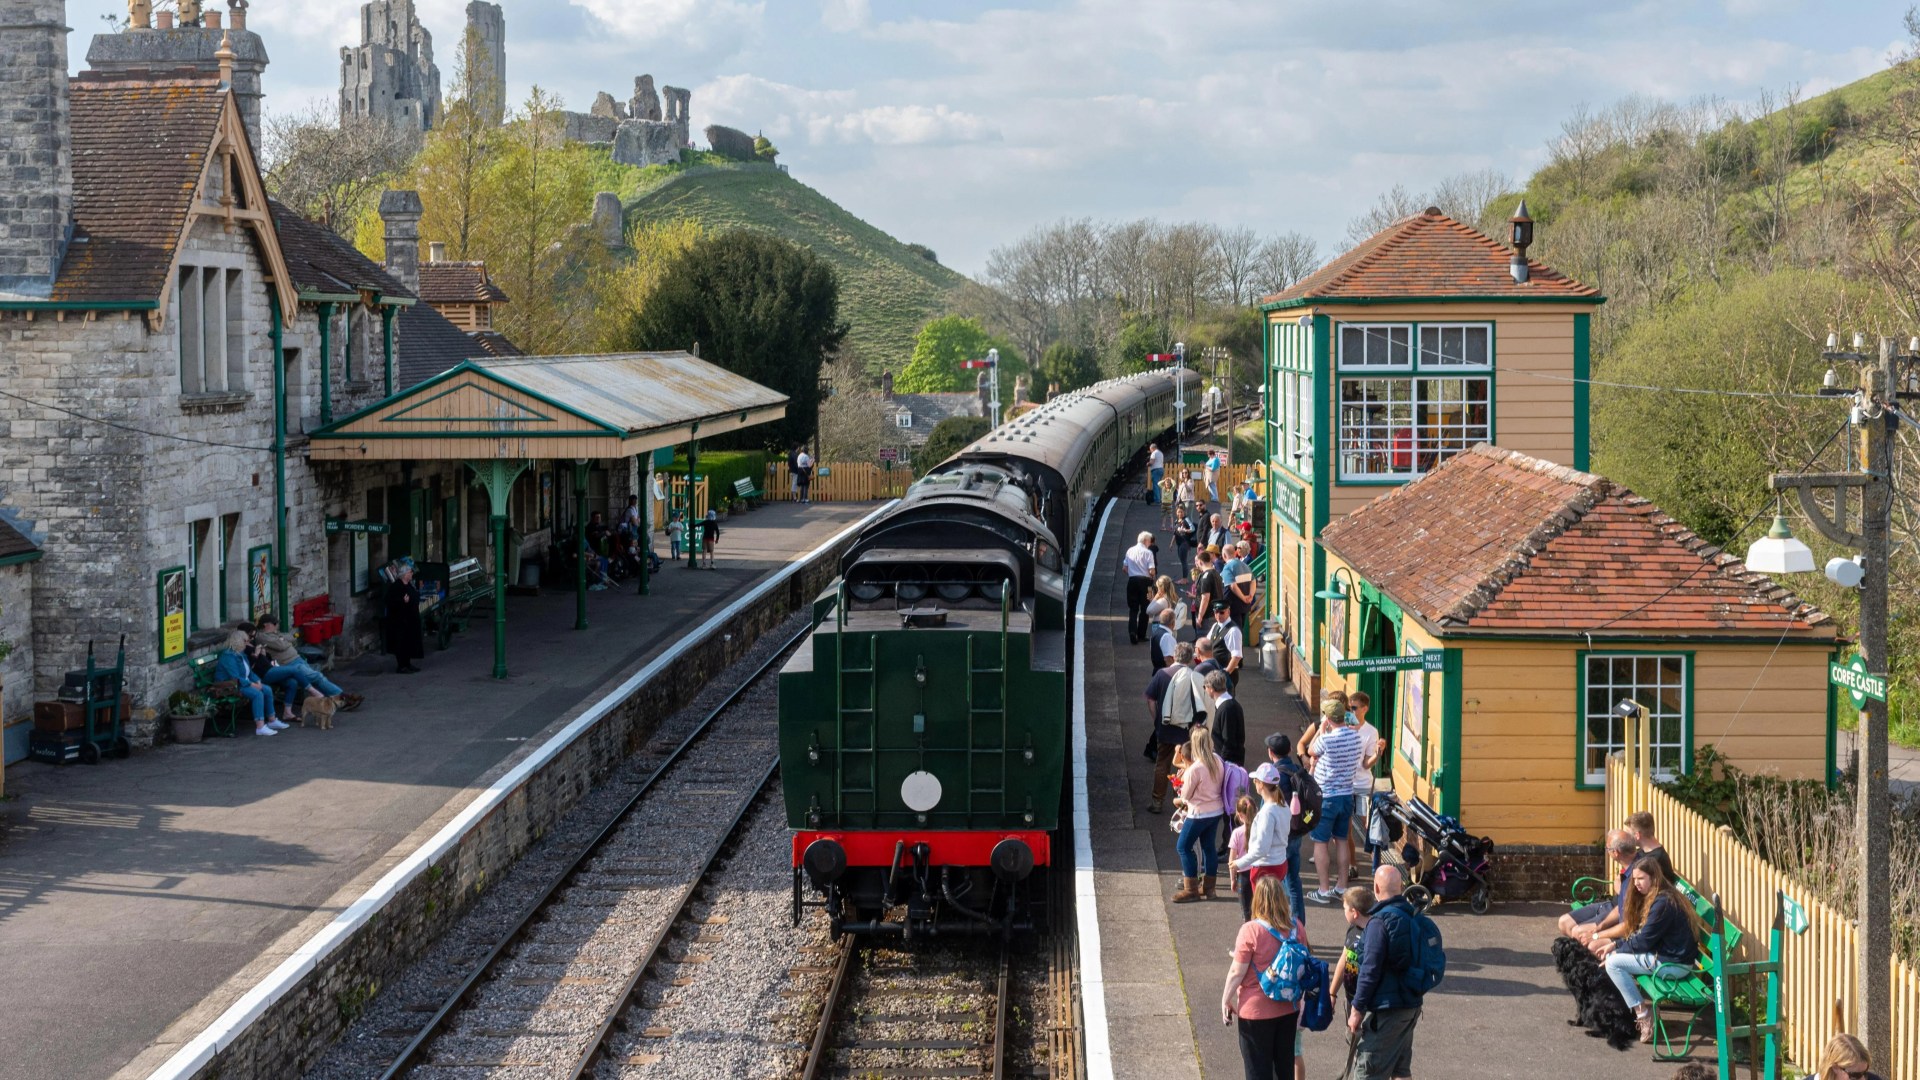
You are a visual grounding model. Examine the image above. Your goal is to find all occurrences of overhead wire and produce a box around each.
[0,386,274,452]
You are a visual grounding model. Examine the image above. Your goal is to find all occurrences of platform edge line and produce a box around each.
[1074,498,1120,1080]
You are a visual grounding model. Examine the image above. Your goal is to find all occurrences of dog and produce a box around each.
[299,693,338,730]
[1551,935,1640,1051]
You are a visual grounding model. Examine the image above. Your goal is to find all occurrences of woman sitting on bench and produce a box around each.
[215,631,284,737]
[1593,859,1703,1044]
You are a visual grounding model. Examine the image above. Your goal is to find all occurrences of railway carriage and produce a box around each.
[780,368,1198,937]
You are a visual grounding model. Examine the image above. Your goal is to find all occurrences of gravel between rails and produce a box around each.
[304,612,810,1080]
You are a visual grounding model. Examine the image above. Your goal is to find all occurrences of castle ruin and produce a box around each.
[558,74,693,168]
[463,1,505,126]
[339,0,441,134]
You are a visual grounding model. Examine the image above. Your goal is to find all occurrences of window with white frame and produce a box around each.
[177,264,248,394]
[895,412,913,428]
[1336,323,1490,480]
[1271,320,1315,475]
[1582,653,1689,785]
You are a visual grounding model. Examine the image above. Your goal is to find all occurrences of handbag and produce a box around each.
[1168,804,1189,832]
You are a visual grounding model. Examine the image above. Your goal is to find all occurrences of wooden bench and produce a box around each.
[732,476,763,508]
[422,557,492,650]
[1567,871,1742,1060]
[187,652,245,738]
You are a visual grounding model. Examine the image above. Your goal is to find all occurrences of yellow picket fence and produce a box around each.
[1607,754,1920,1078]
[764,462,915,503]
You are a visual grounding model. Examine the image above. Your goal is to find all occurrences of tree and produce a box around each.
[412,22,507,260]
[262,105,414,236]
[482,87,607,354]
[609,229,847,451]
[917,416,992,475]
[817,353,896,461]
[593,219,707,348]
[895,315,1025,393]
[1345,183,1428,245]
[1214,226,1262,306]
[1036,341,1100,397]
[1253,232,1320,297]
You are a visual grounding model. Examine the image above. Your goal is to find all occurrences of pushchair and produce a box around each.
[1368,791,1494,913]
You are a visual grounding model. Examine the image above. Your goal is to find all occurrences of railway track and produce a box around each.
[370,622,809,1080]
[800,938,1013,1080]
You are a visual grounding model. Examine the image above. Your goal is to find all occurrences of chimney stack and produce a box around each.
[881,370,893,398]
[85,2,271,153]
[0,0,74,300]
[427,240,446,262]
[379,189,424,294]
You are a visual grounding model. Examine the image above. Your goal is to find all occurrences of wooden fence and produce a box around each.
[764,462,915,503]
[1607,753,1920,1078]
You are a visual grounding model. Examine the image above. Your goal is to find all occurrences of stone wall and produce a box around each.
[705,124,756,161]
[0,0,72,298]
[0,558,36,742]
[612,119,680,168]
[339,0,441,133]
[181,527,859,1079]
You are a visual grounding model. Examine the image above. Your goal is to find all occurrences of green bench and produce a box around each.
[186,652,246,738]
[732,476,763,508]
[1567,872,1743,1061]
[422,557,493,650]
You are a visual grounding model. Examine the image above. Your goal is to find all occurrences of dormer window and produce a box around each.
[895,412,913,428]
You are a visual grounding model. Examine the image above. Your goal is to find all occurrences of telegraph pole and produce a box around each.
[1770,336,1900,1066]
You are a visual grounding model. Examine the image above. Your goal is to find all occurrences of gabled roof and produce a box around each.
[468,329,524,358]
[396,302,488,389]
[1316,446,1830,638]
[1261,208,1601,309]
[0,511,42,565]
[419,261,509,304]
[887,391,983,435]
[268,199,415,302]
[54,73,295,314]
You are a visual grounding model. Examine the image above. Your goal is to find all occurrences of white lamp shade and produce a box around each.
[1745,529,1815,575]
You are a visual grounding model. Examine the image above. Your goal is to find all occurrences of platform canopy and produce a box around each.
[307,351,788,461]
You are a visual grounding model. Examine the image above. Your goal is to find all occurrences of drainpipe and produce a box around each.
[318,301,334,425]
[381,303,395,397]
[270,295,291,625]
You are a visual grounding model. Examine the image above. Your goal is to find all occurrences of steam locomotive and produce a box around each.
[780,367,1198,937]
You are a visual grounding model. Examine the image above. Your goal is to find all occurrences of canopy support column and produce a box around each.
[574,460,590,630]
[467,458,530,679]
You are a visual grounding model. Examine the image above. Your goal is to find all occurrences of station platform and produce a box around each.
[0,502,871,1080]
[1076,493,1699,1079]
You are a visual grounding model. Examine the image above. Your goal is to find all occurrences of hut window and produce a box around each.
[1581,653,1689,785]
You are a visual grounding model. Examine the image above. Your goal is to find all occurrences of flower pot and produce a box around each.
[170,714,207,744]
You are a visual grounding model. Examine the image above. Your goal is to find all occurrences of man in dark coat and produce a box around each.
[1204,670,1245,764]
[385,561,425,674]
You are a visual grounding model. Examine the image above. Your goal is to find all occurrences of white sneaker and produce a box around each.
[268,719,290,731]
[255,726,277,736]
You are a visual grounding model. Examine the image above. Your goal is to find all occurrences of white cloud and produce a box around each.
[821,0,869,34]
[808,103,993,146]
[570,0,764,54]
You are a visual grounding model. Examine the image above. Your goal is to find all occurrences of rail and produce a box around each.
[800,938,1012,1080]
[376,623,810,1079]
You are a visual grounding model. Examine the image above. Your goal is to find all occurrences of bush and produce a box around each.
[662,449,768,501]
[916,416,991,475]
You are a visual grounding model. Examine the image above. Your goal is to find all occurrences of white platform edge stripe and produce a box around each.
[144,502,898,1080]
[1074,498,1120,1080]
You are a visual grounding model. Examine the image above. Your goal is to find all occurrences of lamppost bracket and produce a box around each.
[1770,472,1879,549]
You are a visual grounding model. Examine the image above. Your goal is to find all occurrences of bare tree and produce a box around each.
[262,104,415,236]
[1345,183,1428,245]
[817,353,894,461]
[1431,168,1512,234]
[1253,232,1320,297]
[1215,226,1262,306]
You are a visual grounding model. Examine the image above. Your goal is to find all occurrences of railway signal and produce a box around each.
[960,348,1002,424]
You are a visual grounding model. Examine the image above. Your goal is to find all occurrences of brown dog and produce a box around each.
[299,693,338,730]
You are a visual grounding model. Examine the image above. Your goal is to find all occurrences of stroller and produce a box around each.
[1368,791,1495,913]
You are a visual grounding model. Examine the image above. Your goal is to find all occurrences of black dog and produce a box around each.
[1551,935,1640,1051]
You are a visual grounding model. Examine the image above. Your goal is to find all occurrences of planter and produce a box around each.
[169,713,207,744]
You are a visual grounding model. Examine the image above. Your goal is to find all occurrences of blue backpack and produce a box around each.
[1377,903,1447,998]
[1256,923,1311,1003]
[1297,950,1334,1031]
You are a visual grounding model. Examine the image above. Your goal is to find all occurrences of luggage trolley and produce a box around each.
[78,636,129,764]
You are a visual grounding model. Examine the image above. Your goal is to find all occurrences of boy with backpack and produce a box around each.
[1348,865,1445,1080]
[1264,732,1322,926]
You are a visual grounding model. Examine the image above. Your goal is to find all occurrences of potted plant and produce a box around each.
[168,689,209,744]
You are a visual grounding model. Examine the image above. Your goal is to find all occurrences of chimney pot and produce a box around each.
[428,241,446,262]
[203,10,220,28]
[157,10,173,28]
[229,1,247,31]
[881,370,893,398]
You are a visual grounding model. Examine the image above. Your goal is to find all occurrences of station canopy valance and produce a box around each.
[307,351,789,461]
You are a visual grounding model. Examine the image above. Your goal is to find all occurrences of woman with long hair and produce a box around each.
[1221,875,1298,1079]
[1146,575,1177,622]
[1172,726,1227,903]
[1804,1033,1881,1080]
[1595,858,1703,1042]
[1231,762,1303,930]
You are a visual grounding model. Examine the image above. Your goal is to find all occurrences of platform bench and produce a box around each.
[186,652,245,738]
[733,476,763,508]
[423,557,492,650]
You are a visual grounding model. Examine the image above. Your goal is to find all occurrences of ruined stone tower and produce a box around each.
[85,1,270,152]
[339,0,441,134]
[463,0,504,126]
[0,0,73,299]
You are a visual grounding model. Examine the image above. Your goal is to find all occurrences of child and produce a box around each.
[667,512,685,560]
[1228,794,1257,895]
[1337,885,1375,1005]
[700,509,720,568]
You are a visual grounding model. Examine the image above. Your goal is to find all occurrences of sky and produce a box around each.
[63,0,1910,278]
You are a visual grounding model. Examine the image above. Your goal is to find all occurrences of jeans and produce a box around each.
[1283,834,1306,926]
[1149,467,1164,502]
[1604,951,1678,1009]
[1176,813,1222,877]
[236,683,270,723]
[265,661,342,704]
[1235,1009,1298,1080]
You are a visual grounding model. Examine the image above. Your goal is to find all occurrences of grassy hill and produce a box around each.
[616,161,968,376]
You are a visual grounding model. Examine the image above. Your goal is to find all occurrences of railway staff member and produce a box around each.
[1123,531,1156,644]
[1149,609,1178,672]
[1206,603,1244,685]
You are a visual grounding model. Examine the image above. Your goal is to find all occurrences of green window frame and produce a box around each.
[1399,639,1430,774]
[1335,321,1494,483]
[1577,650,1693,789]
[1295,541,1309,664]
[1270,318,1316,481]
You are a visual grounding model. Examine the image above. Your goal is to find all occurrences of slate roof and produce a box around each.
[468,330,524,358]
[54,74,229,304]
[0,514,41,561]
[1261,207,1601,307]
[1316,445,1830,637]
[396,303,487,390]
[887,392,983,441]
[418,261,509,304]
[268,199,414,301]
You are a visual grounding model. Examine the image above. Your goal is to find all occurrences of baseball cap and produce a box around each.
[1251,761,1284,785]
[1265,732,1291,757]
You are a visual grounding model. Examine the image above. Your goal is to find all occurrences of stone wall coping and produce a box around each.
[144,501,896,1080]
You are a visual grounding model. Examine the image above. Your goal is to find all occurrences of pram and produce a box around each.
[1368,790,1495,913]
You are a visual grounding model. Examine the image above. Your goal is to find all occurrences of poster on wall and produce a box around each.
[540,470,554,529]
[157,565,187,662]
[1326,591,1346,664]
[1400,652,1426,772]
[247,545,272,622]
[353,531,370,594]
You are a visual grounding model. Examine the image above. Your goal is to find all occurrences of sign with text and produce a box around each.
[878,448,897,461]
[325,518,391,535]
[1830,653,1887,708]
[157,565,187,662]
[1337,649,1444,674]
[1271,473,1305,533]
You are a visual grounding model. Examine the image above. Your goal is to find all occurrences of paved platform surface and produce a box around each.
[0,502,870,1080]
[1081,494,1696,1079]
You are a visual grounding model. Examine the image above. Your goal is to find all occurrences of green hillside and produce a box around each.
[621,165,967,376]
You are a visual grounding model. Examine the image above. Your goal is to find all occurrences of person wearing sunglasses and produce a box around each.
[1803,1033,1881,1080]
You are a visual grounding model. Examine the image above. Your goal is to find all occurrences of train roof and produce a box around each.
[954,369,1193,477]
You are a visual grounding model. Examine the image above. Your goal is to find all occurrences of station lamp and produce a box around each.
[1742,498,1815,575]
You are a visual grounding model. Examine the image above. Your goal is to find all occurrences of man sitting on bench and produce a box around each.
[252,616,362,721]
[1559,830,1640,945]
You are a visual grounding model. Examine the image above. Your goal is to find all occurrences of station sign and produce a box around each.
[1271,473,1305,533]
[1829,653,1887,708]
[325,518,391,535]
[878,448,897,461]
[1337,650,1444,674]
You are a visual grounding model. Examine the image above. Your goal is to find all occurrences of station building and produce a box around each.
[1258,208,1840,871]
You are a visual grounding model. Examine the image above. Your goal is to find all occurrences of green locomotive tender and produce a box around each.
[781,368,1196,937]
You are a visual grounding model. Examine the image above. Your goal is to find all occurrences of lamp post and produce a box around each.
[1753,332,1914,1067]
[1174,341,1186,476]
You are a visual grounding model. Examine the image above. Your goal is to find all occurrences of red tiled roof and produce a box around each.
[54,75,228,304]
[1316,446,1829,637]
[1261,208,1601,306]
[418,261,509,304]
